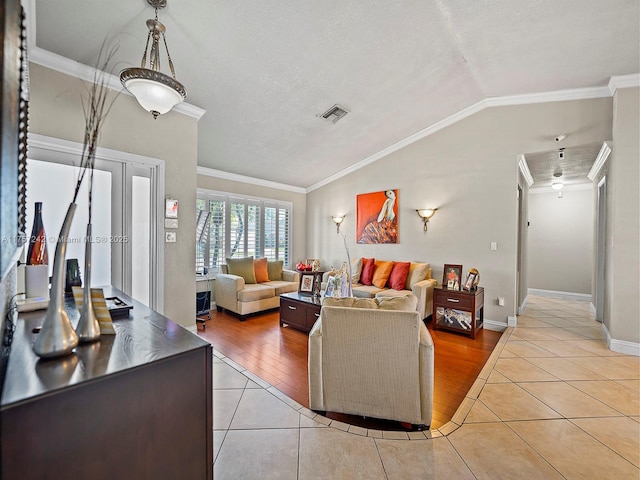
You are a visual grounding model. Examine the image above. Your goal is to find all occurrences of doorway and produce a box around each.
[26,134,165,310]
[594,176,607,322]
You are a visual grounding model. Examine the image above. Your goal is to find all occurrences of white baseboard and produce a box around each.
[590,303,596,317]
[518,295,528,315]
[602,323,640,356]
[484,319,508,332]
[528,288,592,302]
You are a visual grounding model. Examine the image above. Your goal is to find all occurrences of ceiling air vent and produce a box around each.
[318,104,349,124]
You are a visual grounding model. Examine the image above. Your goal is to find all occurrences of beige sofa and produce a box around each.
[323,260,437,320]
[308,295,434,427]
[216,258,299,318]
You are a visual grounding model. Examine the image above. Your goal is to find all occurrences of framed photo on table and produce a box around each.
[443,264,463,290]
[463,272,476,291]
[299,273,316,294]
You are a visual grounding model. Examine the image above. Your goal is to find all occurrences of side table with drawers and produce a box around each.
[279,292,322,334]
[433,286,484,339]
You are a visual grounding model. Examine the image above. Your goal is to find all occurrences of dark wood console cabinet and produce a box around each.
[1,287,213,480]
[433,286,484,339]
[279,292,322,333]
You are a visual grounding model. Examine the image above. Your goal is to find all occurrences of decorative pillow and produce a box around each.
[226,256,256,284]
[351,257,364,284]
[267,260,284,281]
[254,257,269,283]
[376,294,418,312]
[360,257,375,286]
[372,260,393,288]
[387,261,411,290]
[406,262,430,289]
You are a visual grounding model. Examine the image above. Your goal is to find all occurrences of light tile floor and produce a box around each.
[211,295,640,479]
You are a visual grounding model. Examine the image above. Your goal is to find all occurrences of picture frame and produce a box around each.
[443,264,463,290]
[165,198,179,218]
[356,189,399,244]
[463,271,477,291]
[299,273,316,294]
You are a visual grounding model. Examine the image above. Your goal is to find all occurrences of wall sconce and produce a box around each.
[331,215,345,233]
[416,208,437,231]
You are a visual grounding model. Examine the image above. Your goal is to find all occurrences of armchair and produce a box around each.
[308,299,434,427]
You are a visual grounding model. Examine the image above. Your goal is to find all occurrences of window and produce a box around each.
[196,191,291,274]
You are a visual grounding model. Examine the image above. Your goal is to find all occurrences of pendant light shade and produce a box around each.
[120,0,186,119]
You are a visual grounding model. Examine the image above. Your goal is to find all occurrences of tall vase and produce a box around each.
[75,223,101,343]
[33,203,79,359]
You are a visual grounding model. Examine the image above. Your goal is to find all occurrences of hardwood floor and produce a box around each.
[198,308,501,430]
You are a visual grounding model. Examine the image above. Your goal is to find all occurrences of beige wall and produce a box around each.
[608,87,640,344]
[197,174,307,269]
[29,64,199,329]
[307,98,613,326]
[528,187,594,294]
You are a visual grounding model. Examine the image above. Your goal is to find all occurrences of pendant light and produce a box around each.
[120,0,186,119]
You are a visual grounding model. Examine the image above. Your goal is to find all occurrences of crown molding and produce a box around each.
[308,84,619,192]
[587,141,612,181]
[485,85,611,107]
[517,154,534,187]
[197,166,306,194]
[307,100,488,192]
[29,47,206,120]
[28,133,164,167]
[608,73,640,95]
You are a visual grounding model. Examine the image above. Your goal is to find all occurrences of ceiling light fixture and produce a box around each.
[551,172,564,190]
[120,0,186,119]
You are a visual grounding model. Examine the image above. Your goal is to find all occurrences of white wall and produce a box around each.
[306,98,613,327]
[29,64,199,329]
[527,187,594,295]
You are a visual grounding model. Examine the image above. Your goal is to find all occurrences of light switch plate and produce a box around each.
[166,232,177,243]
[490,242,498,251]
[165,218,178,229]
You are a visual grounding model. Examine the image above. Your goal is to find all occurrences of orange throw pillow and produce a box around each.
[372,260,393,288]
[254,257,270,283]
[360,258,375,286]
[387,261,411,290]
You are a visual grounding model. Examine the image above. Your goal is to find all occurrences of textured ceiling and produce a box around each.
[524,143,602,188]
[32,0,640,189]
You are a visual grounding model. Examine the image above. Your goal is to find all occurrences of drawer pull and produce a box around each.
[315,313,320,317]
[288,305,297,310]
[446,298,460,303]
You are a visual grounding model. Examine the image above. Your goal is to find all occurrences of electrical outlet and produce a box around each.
[166,232,177,243]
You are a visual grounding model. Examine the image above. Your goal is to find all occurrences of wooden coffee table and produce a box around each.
[279,292,322,334]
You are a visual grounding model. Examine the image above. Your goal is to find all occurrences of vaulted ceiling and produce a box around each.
[31,0,639,189]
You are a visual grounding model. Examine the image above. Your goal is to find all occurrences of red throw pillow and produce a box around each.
[387,261,411,290]
[360,257,375,286]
